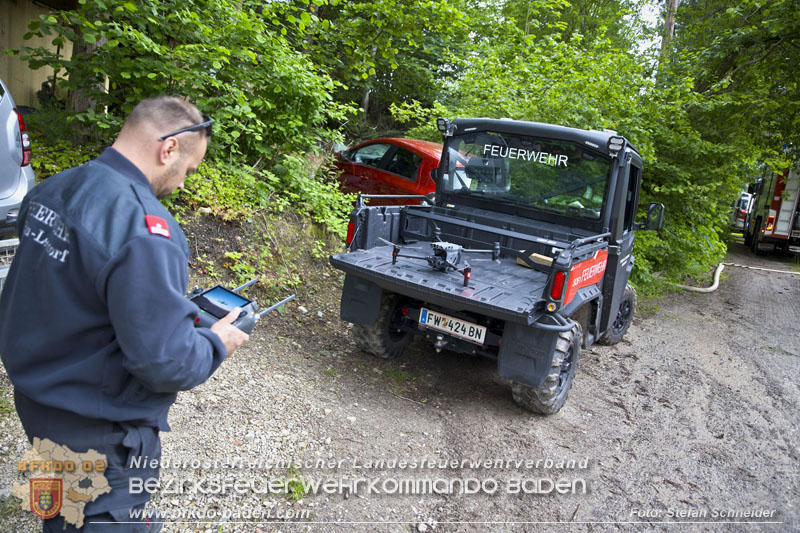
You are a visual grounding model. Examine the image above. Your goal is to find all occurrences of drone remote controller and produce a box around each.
[188,280,295,334]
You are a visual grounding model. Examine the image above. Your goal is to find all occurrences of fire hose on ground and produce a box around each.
[673,262,800,293]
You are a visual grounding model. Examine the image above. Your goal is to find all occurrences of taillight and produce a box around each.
[550,271,566,300]
[766,216,775,232]
[15,109,32,167]
[346,221,355,245]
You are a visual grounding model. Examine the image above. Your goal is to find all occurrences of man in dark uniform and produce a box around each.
[0,97,249,531]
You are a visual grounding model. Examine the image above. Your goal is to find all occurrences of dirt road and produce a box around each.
[1,243,797,532]
[273,242,799,532]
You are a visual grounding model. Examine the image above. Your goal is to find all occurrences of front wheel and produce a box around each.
[598,284,637,345]
[351,293,413,359]
[511,322,581,415]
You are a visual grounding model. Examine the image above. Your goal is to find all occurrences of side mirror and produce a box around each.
[635,202,665,231]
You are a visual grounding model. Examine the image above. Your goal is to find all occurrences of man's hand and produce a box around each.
[210,308,249,357]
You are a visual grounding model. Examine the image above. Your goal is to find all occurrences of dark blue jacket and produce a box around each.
[0,148,226,430]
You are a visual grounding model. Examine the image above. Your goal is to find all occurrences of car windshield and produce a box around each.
[441,131,613,221]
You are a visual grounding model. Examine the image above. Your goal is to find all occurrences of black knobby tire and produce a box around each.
[598,283,637,346]
[511,322,582,415]
[351,293,413,359]
[750,218,764,255]
[743,224,753,246]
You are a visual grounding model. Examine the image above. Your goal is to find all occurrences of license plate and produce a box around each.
[419,308,486,344]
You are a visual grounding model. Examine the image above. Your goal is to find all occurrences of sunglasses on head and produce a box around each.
[158,114,213,141]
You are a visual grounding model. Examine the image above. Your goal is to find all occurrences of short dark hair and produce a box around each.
[125,96,209,139]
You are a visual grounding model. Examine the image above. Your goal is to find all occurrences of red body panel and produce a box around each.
[564,249,609,305]
[769,171,788,239]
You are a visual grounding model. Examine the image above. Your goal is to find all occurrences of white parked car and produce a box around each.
[0,77,35,236]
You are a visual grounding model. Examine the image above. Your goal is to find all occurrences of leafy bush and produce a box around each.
[28,136,101,181]
[15,0,355,238]
[16,0,345,161]
[163,155,354,238]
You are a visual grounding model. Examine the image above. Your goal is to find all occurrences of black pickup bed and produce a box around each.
[330,243,550,325]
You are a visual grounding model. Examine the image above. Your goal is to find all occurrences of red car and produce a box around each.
[334,138,442,204]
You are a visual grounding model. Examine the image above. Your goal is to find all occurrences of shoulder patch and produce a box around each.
[145,215,171,238]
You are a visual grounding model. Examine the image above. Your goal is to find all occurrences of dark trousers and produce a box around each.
[14,391,163,532]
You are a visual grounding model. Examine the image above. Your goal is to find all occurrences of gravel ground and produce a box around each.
[1,240,798,532]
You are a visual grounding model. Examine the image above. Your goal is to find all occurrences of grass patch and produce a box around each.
[0,379,15,418]
[285,467,308,502]
[0,495,21,521]
[0,397,13,416]
[384,365,415,385]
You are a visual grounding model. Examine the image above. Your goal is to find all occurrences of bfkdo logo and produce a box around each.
[30,478,63,519]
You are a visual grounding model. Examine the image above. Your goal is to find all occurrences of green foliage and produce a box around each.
[18,0,344,159]
[14,0,800,293]
[28,138,100,181]
[273,0,470,121]
[15,0,355,238]
[391,0,800,288]
[286,476,308,502]
[269,154,357,237]
[191,209,337,299]
[0,396,14,415]
[166,164,278,222]
[0,494,21,520]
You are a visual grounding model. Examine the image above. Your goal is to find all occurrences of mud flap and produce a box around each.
[340,274,383,327]
[498,322,559,388]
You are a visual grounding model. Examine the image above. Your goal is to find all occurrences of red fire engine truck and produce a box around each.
[744,166,800,254]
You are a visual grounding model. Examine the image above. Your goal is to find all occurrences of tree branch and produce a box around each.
[724,34,791,83]
[696,34,793,94]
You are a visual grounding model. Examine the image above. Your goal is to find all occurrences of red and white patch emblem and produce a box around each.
[145,215,170,238]
[30,478,63,520]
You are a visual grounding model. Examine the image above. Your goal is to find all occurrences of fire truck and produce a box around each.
[744,166,800,254]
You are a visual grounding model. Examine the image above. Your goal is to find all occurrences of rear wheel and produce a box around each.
[352,293,413,359]
[598,284,637,345]
[511,322,581,415]
[750,218,763,255]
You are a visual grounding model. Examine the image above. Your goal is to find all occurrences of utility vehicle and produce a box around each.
[330,118,663,414]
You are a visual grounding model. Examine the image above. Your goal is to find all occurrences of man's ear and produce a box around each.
[158,137,180,165]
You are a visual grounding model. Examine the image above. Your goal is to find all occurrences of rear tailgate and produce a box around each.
[331,243,550,325]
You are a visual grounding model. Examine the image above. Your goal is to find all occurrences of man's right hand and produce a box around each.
[210,307,249,357]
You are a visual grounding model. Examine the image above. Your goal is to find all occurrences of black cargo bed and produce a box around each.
[330,243,550,324]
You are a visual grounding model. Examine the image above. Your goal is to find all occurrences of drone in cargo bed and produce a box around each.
[381,238,501,286]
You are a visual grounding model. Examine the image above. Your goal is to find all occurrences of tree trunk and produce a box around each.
[660,0,679,52]
[67,39,105,114]
[360,43,379,115]
[656,0,680,85]
[361,88,372,115]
